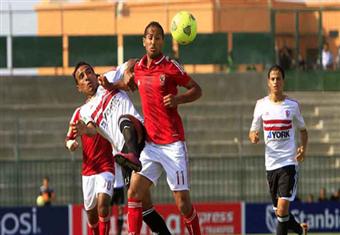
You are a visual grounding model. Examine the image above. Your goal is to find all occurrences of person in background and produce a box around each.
[39,176,55,206]
[322,42,333,70]
[305,194,314,203]
[318,187,328,202]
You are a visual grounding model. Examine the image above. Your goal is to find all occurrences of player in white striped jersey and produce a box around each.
[249,65,308,235]
[71,61,143,171]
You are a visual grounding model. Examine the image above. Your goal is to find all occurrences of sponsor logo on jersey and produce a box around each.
[159,74,166,86]
[267,130,290,140]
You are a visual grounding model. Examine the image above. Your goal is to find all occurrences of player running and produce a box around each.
[249,65,308,235]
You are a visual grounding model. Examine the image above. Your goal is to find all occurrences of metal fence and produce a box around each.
[1,156,339,206]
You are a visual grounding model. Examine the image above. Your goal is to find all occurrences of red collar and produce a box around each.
[138,53,165,68]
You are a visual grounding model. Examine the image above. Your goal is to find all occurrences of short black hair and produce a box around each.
[72,61,94,84]
[267,64,285,79]
[143,21,164,39]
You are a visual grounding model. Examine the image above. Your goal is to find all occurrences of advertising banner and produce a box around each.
[246,201,340,234]
[73,202,242,235]
[0,206,69,235]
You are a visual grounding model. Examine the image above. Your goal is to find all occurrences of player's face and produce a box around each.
[143,26,164,59]
[268,70,284,95]
[75,65,98,97]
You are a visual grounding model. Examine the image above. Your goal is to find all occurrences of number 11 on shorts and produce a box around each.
[176,171,185,185]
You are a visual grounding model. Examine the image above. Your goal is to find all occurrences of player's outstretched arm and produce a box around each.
[249,130,260,144]
[296,129,308,162]
[164,79,202,108]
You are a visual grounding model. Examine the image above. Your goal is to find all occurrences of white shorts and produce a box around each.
[82,172,114,211]
[138,141,190,191]
[114,163,124,188]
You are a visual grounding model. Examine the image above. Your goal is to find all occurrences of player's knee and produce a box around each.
[97,204,110,217]
[276,207,288,218]
[127,186,143,201]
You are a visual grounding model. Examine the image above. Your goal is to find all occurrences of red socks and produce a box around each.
[127,198,143,235]
[99,216,110,235]
[88,222,99,235]
[184,207,201,235]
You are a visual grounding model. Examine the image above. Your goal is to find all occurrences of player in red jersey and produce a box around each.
[122,21,202,235]
[68,62,171,235]
[66,107,115,235]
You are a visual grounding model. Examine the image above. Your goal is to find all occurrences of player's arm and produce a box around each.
[296,129,308,162]
[72,120,97,137]
[249,100,262,144]
[295,103,308,162]
[163,79,202,108]
[65,109,80,151]
[65,124,79,151]
[98,59,138,91]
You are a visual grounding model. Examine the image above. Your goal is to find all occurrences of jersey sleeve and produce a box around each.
[104,62,127,83]
[79,104,95,126]
[250,100,262,131]
[66,108,80,140]
[168,59,191,86]
[294,103,306,130]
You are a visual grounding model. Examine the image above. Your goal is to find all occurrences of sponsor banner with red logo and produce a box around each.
[72,202,242,235]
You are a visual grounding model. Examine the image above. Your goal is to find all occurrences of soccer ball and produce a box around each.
[171,11,197,45]
[36,195,45,207]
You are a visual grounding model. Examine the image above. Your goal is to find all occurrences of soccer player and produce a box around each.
[122,21,202,235]
[249,65,308,235]
[66,107,114,235]
[68,62,171,235]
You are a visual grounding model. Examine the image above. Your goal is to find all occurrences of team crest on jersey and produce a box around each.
[285,110,290,118]
[159,74,166,86]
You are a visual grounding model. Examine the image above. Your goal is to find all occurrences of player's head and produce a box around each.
[143,21,164,59]
[43,176,49,186]
[267,64,284,95]
[72,61,99,98]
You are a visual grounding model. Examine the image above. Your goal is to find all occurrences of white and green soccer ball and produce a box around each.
[171,11,197,45]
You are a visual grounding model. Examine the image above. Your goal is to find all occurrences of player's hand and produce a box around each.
[123,69,137,91]
[98,75,111,90]
[296,146,306,162]
[249,131,260,144]
[163,94,178,108]
[66,139,79,152]
[71,120,87,137]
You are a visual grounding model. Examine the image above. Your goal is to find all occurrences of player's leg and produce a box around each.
[173,190,201,235]
[83,175,100,235]
[87,207,99,235]
[96,172,114,235]
[111,187,125,235]
[127,173,153,235]
[276,165,300,235]
[162,141,201,235]
[115,115,144,172]
[142,189,171,235]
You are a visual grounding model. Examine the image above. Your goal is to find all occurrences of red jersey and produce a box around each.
[134,54,191,144]
[66,107,114,176]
